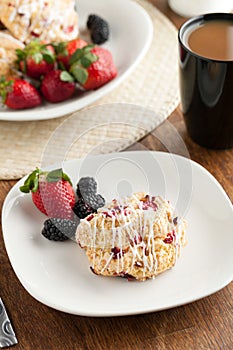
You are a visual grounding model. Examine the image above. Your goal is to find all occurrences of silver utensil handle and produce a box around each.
[0,298,18,348]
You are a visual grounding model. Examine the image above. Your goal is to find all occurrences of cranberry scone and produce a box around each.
[0,30,25,77]
[76,192,187,281]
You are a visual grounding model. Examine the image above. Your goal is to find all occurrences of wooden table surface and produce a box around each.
[1,1,233,349]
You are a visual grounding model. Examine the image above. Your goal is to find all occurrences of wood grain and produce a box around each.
[0,1,232,349]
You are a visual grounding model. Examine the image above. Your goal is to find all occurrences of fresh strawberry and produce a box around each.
[69,45,117,90]
[40,69,76,103]
[0,77,42,109]
[55,38,87,70]
[20,168,75,219]
[16,40,55,79]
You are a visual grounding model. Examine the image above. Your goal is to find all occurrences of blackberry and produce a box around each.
[87,14,109,44]
[76,176,97,198]
[91,193,105,210]
[87,15,99,29]
[81,192,105,210]
[73,198,95,219]
[73,194,105,219]
[41,218,77,241]
[75,176,105,218]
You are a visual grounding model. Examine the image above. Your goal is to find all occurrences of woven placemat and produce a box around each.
[0,0,180,180]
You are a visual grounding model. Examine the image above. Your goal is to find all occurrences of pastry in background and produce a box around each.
[0,0,79,44]
[0,30,24,77]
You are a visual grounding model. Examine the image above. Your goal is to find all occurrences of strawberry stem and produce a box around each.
[68,45,98,84]
[69,45,96,66]
[46,168,72,185]
[0,77,14,104]
[19,168,73,193]
[16,39,55,65]
[20,168,42,193]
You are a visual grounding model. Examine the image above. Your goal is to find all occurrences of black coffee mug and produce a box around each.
[178,13,233,150]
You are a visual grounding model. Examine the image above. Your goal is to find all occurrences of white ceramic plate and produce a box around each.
[2,151,233,316]
[0,0,153,121]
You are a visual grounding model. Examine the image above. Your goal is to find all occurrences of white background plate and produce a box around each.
[2,151,233,316]
[0,0,153,121]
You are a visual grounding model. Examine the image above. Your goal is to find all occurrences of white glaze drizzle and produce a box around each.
[6,0,78,42]
[78,194,184,278]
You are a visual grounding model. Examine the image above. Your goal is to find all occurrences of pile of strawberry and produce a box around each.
[20,168,105,241]
[0,38,117,109]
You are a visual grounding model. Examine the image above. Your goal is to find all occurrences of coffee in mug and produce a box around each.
[178,13,233,149]
[184,18,233,61]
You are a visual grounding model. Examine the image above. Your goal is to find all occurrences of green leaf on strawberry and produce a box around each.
[69,45,99,85]
[60,71,74,83]
[70,65,88,84]
[80,52,99,68]
[46,168,72,185]
[15,48,25,61]
[69,45,97,66]
[0,77,13,103]
[42,48,56,64]
[32,52,43,64]
[20,168,42,193]
[52,42,68,56]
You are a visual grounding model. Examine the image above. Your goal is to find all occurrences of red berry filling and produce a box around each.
[133,234,142,245]
[163,230,176,244]
[120,273,135,281]
[173,217,178,225]
[64,25,74,34]
[141,195,158,211]
[30,31,40,38]
[86,214,94,221]
[111,247,126,259]
[102,206,130,218]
